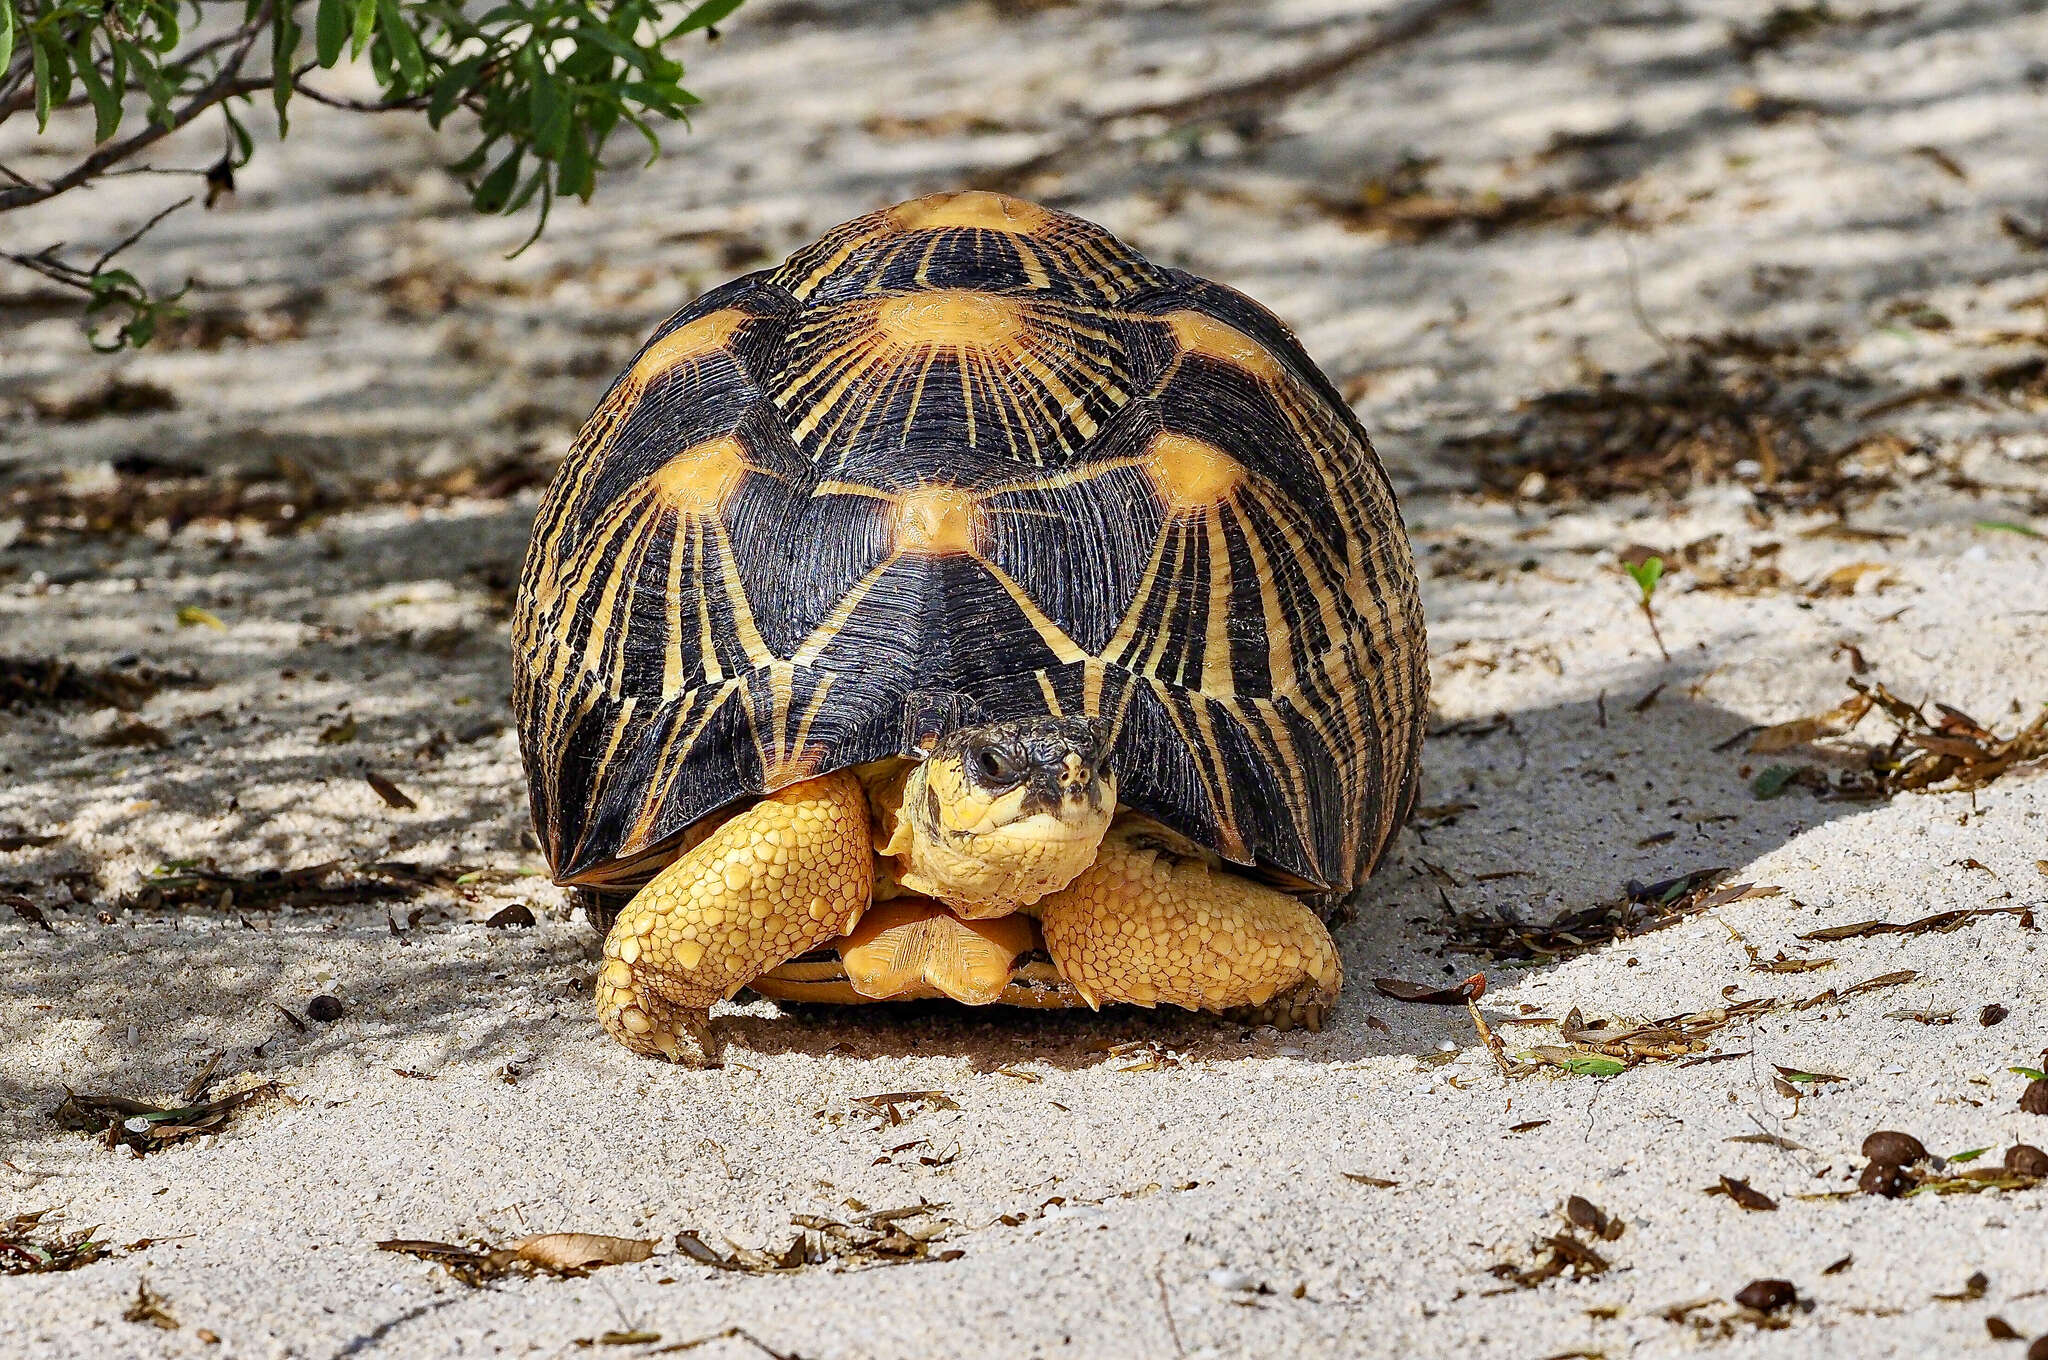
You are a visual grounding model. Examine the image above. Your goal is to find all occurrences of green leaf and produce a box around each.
[0,1,15,85]
[528,74,567,156]
[272,11,302,133]
[2012,1066,2047,1082]
[1976,519,2044,539]
[426,54,482,123]
[572,23,658,75]
[71,34,123,143]
[1945,1147,1991,1164]
[316,0,349,66]
[557,124,593,199]
[673,0,744,36]
[176,605,226,630]
[30,31,55,131]
[377,0,426,90]
[350,0,378,59]
[472,147,523,212]
[1624,555,1664,602]
[1751,764,1798,799]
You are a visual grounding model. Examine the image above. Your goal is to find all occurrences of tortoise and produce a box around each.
[511,191,1427,1062]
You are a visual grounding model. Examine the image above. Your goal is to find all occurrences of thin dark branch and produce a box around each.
[91,194,194,274]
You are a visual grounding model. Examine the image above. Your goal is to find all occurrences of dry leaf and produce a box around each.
[364,772,416,810]
[509,1233,653,1271]
[1372,972,1486,1004]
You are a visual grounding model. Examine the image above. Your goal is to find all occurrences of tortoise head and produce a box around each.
[894,716,1116,917]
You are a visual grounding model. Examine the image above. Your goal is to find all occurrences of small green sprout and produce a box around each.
[1620,552,1670,661]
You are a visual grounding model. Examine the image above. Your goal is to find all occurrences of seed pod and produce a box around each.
[2005,1144,2048,1177]
[2022,1079,2048,1117]
[1980,1004,2009,1026]
[306,994,345,1023]
[1735,1278,1797,1313]
[1858,1160,1911,1198]
[1860,1130,1927,1165]
[2028,1335,2048,1360]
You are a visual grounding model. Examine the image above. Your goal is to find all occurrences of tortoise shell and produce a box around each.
[512,192,1426,899]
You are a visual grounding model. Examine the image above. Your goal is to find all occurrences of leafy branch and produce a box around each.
[0,0,743,346]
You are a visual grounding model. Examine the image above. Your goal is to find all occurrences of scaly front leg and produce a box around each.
[1033,822,1341,1022]
[596,771,872,1062]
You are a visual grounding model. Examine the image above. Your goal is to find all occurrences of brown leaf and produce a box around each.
[1748,695,1871,753]
[510,1233,654,1271]
[1798,907,2028,941]
[6,895,53,932]
[1711,1175,1778,1212]
[1372,972,1486,1004]
[364,772,416,810]
[485,904,536,928]
[1341,1172,1398,1188]
[1987,1316,2022,1340]
[96,718,171,749]
[1807,562,1896,597]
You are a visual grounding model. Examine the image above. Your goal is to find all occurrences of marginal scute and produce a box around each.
[1143,431,1245,515]
[649,435,750,517]
[885,190,1052,235]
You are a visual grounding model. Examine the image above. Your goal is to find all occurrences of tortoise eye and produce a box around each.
[973,746,1021,788]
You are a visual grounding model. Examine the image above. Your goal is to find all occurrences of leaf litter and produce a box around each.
[53,1081,283,1154]
[1746,676,2048,799]
[377,1232,654,1286]
[0,1211,111,1275]
[1443,869,1779,965]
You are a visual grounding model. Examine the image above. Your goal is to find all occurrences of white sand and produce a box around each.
[4,1,2047,1355]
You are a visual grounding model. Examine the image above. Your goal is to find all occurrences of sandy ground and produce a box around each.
[5,0,2048,1356]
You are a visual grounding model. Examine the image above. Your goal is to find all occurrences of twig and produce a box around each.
[1466,998,1522,1078]
[1156,1267,1188,1359]
[91,196,194,274]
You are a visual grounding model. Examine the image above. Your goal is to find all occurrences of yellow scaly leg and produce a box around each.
[1033,823,1341,1015]
[595,771,872,1062]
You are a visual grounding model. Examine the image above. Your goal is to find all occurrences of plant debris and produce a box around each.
[1747,678,2048,799]
[0,1211,109,1274]
[1444,870,1777,963]
[1448,335,1892,509]
[123,1279,178,1330]
[1373,972,1485,1004]
[117,858,487,913]
[1707,1176,1778,1212]
[53,1083,282,1154]
[1489,1201,1619,1289]
[2,453,551,546]
[1800,908,2033,942]
[671,1201,961,1276]
[378,1232,653,1286]
[0,657,199,712]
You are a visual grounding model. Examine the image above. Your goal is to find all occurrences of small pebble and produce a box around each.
[123,1116,152,1134]
[1861,1130,1928,1165]
[1436,1039,1456,1053]
[2005,1144,2048,1177]
[1207,1267,1258,1291]
[1735,1278,1797,1314]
